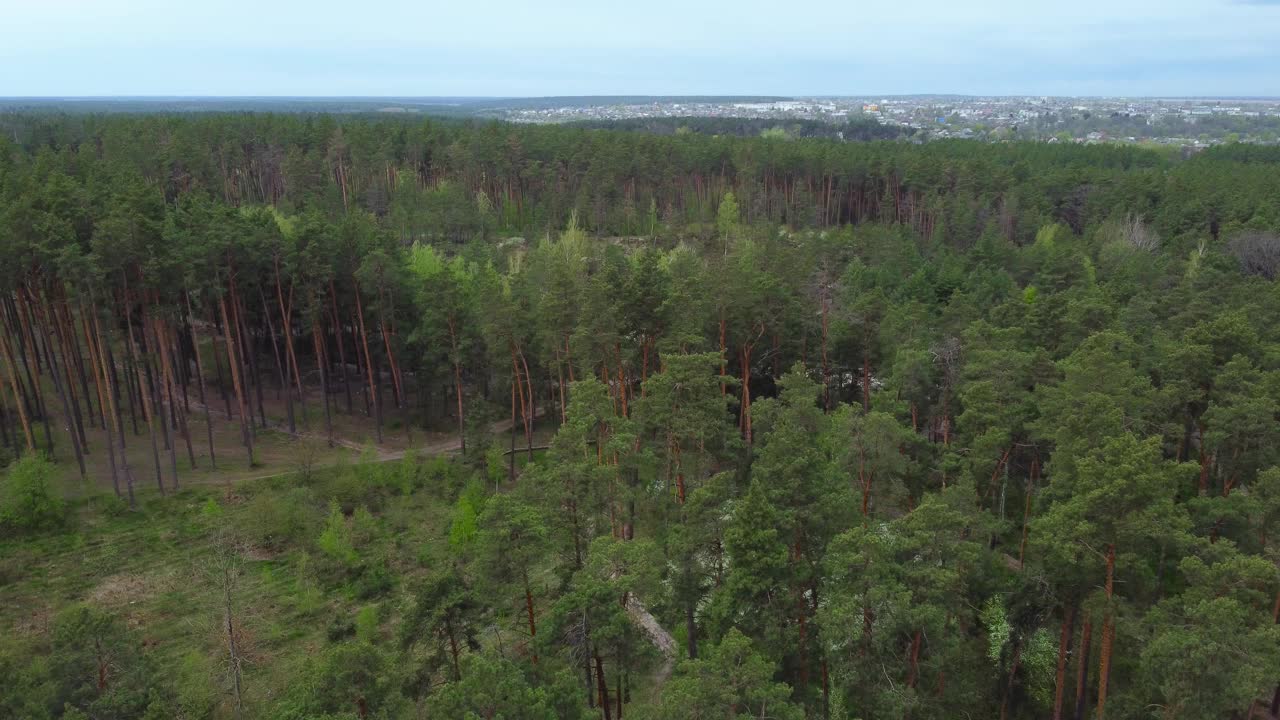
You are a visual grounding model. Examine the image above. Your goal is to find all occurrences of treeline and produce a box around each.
[1,113,1280,719]
[4,113,1278,243]
[569,116,912,142]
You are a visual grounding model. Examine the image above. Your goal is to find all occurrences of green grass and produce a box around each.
[0,460,457,717]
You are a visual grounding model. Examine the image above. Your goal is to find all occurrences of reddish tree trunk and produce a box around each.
[185,293,217,469]
[219,294,254,466]
[1053,605,1076,720]
[1073,616,1093,720]
[906,630,923,688]
[1097,544,1116,720]
[0,329,34,451]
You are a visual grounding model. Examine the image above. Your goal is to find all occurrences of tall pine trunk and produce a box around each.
[186,293,217,469]
[40,290,87,480]
[354,284,381,443]
[92,307,136,507]
[313,321,334,446]
[329,280,353,414]
[0,326,35,451]
[1096,544,1116,720]
[1053,605,1076,720]
[124,286,164,494]
[219,293,254,467]
[448,318,465,454]
[1073,616,1093,720]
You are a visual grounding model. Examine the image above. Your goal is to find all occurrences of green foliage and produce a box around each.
[981,597,1012,664]
[424,652,587,719]
[6,112,1280,720]
[170,650,218,719]
[282,641,401,719]
[485,442,507,488]
[1140,552,1280,720]
[448,481,487,549]
[1022,628,1058,708]
[716,191,740,241]
[317,502,358,567]
[45,604,177,719]
[234,486,317,549]
[400,564,482,682]
[0,454,65,534]
[354,605,379,644]
[636,629,803,720]
[198,497,224,521]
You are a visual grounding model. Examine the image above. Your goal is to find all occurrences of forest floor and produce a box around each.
[0,465,461,716]
[40,383,553,496]
[3,383,680,718]
[0,400,578,719]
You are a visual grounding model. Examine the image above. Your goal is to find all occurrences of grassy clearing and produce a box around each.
[0,455,463,718]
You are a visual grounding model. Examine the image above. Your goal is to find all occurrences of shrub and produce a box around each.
[391,450,422,494]
[448,480,487,550]
[234,487,316,549]
[349,505,380,548]
[198,497,224,522]
[317,502,358,567]
[485,442,507,489]
[0,454,65,534]
[326,612,355,642]
[49,605,178,718]
[323,464,384,513]
[352,557,395,600]
[421,455,455,494]
[354,447,388,486]
[96,493,128,518]
[355,605,379,643]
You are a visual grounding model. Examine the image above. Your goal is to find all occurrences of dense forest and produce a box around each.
[1,113,1279,720]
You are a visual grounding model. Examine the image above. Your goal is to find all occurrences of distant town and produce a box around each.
[5,95,1280,147]
[500,96,1280,146]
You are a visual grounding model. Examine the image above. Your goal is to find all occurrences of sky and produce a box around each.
[2,0,1280,97]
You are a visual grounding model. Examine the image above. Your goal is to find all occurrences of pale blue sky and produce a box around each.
[2,0,1279,96]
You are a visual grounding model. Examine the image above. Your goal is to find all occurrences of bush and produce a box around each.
[352,557,395,600]
[485,442,507,489]
[390,450,423,494]
[349,505,381,548]
[355,605,379,643]
[0,454,65,534]
[421,455,456,495]
[323,464,384,513]
[326,612,355,642]
[448,480,487,549]
[317,502,358,567]
[235,487,317,549]
[198,497,224,522]
[95,493,128,518]
[49,605,178,718]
